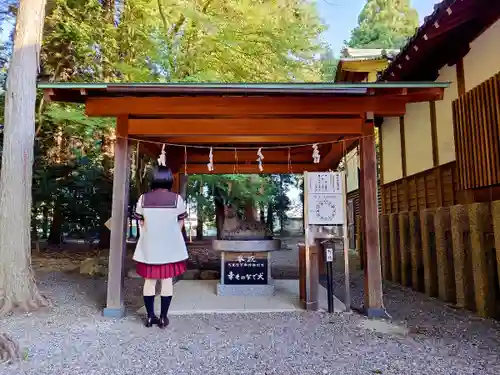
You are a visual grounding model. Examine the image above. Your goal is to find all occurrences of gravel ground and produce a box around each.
[1,271,499,375]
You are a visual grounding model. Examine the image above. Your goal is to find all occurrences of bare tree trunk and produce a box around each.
[47,200,63,245]
[42,204,49,238]
[196,200,203,240]
[266,203,274,232]
[214,188,224,240]
[259,202,265,224]
[0,0,49,321]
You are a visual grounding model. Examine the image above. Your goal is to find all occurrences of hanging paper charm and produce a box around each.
[207,147,214,171]
[312,144,321,164]
[257,148,264,172]
[157,144,167,166]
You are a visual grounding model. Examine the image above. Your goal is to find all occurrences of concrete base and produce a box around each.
[365,307,392,319]
[137,280,347,316]
[103,306,125,318]
[217,282,275,296]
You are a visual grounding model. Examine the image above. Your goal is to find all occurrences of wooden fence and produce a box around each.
[453,71,500,190]
[380,162,457,214]
[379,201,500,318]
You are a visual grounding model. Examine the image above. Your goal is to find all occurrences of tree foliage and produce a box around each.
[347,0,419,49]
[0,0,326,246]
[187,173,297,237]
[319,46,337,81]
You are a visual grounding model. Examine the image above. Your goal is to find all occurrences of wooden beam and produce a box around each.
[103,116,130,318]
[360,119,386,317]
[399,116,407,178]
[378,125,384,185]
[182,163,318,174]
[429,101,439,167]
[456,58,466,96]
[128,118,363,136]
[318,141,345,170]
[86,96,408,117]
[156,135,338,144]
[186,149,313,164]
[376,88,444,102]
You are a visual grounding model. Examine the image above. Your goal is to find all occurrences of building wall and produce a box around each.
[346,149,359,193]
[381,19,500,192]
[435,65,458,164]
[380,117,402,184]
[463,19,500,91]
[404,102,434,176]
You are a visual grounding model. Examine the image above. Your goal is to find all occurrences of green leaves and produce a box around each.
[347,0,419,49]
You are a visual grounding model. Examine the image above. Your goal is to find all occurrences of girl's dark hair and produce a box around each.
[150,166,174,191]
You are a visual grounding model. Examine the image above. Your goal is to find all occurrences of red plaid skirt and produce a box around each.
[136,260,187,279]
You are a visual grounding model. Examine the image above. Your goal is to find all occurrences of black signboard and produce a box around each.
[224,256,268,285]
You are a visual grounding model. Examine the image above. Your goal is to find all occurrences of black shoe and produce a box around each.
[145,316,159,328]
[158,316,169,329]
[143,295,158,328]
[158,296,172,329]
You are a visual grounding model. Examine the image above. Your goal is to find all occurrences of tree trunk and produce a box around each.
[47,202,63,245]
[259,202,265,224]
[279,175,285,233]
[196,201,203,240]
[214,188,225,239]
[135,218,140,239]
[98,134,113,248]
[266,203,274,233]
[0,0,49,319]
[42,204,49,238]
[128,214,133,239]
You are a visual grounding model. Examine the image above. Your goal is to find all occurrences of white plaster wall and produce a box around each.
[404,102,434,176]
[381,117,402,183]
[435,65,458,164]
[463,19,500,91]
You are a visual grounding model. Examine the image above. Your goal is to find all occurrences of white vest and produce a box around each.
[132,194,188,265]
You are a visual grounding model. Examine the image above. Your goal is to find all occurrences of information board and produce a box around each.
[305,172,345,225]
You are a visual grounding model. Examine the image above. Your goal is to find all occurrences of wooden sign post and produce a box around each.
[303,171,349,312]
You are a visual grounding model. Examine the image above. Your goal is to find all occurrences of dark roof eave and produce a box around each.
[39,81,450,103]
[380,0,500,81]
[379,0,457,81]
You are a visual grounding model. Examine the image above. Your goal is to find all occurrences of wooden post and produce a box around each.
[420,209,438,297]
[434,207,456,303]
[103,116,131,318]
[399,212,411,287]
[360,118,386,317]
[450,204,475,310]
[468,202,496,317]
[356,215,364,269]
[379,214,391,280]
[409,211,424,292]
[179,174,189,199]
[302,172,317,310]
[491,201,500,303]
[389,213,401,283]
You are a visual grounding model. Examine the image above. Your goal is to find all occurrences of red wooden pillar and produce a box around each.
[359,115,387,317]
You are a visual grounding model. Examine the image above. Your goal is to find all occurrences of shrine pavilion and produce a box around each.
[40,81,448,318]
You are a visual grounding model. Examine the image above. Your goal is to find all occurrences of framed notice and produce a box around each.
[305,172,345,225]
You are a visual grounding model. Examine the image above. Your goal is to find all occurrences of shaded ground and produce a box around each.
[0,272,499,375]
[2,241,497,374]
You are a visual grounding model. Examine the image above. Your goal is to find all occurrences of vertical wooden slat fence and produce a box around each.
[453,72,500,190]
[381,162,457,215]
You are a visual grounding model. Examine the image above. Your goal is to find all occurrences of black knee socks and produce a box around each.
[143,295,156,318]
[160,296,172,318]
